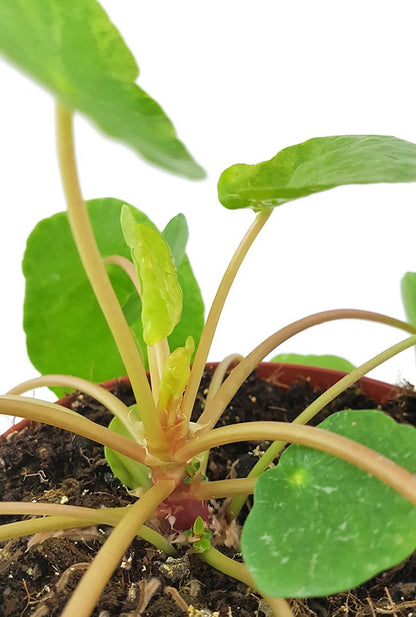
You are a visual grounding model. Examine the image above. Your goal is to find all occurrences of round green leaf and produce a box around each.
[271,353,355,372]
[242,409,416,597]
[23,199,204,395]
[0,0,204,178]
[218,135,416,210]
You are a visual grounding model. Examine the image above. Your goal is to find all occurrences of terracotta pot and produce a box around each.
[1,362,395,441]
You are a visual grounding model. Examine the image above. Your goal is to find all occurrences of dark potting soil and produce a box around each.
[0,369,416,617]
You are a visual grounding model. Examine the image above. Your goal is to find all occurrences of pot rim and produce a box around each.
[1,362,396,440]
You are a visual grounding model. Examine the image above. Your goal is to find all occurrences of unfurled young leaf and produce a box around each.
[159,336,194,409]
[218,135,416,210]
[121,206,183,346]
[242,409,416,598]
[0,0,205,178]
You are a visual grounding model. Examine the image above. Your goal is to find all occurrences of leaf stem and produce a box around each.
[193,477,256,499]
[103,254,171,407]
[148,338,171,406]
[182,209,272,422]
[200,547,294,617]
[197,309,416,432]
[60,480,175,617]
[0,395,156,465]
[8,375,142,442]
[175,419,416,505]
[0,501,176,555]
[55,103,163,453]
[206,353,244,401]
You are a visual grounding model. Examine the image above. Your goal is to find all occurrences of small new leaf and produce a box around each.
[193,538,211,553]
[193,516,205,537]
[159,336,194,409]
[182,517,212,553]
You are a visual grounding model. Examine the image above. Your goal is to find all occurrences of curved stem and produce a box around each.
[55,103,162,452]
[0,501,125,520]
[0,395,156,465]
[206,353,244,401]
[103,254,170,406]
[200,547,294,617]
[103,254,142,296]
[197,309,416,432]
[175,420,416,506]
[60,480,175,617]
[195,354,245,480]
[193,477,256,500]
[0,501,176,555]
[182,209,272,422]
[8,375,142,442]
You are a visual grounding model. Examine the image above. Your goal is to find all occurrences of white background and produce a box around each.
[1,1,416,432]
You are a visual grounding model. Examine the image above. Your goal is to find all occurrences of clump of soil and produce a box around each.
[0,369,415,616]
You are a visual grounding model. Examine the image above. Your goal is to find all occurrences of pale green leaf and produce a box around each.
[218,135,416,210]
[120,206,183,346]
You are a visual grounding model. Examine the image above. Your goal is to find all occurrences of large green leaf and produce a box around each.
[23,199,204,395]
[242,409,416,598]
[0,0,204,178]
[218,135,416,210]
[271,353,355,372]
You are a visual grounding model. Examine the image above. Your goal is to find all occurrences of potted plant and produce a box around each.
[1,2,416,616]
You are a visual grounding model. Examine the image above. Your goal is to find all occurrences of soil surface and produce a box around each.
[1,369,416,616]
